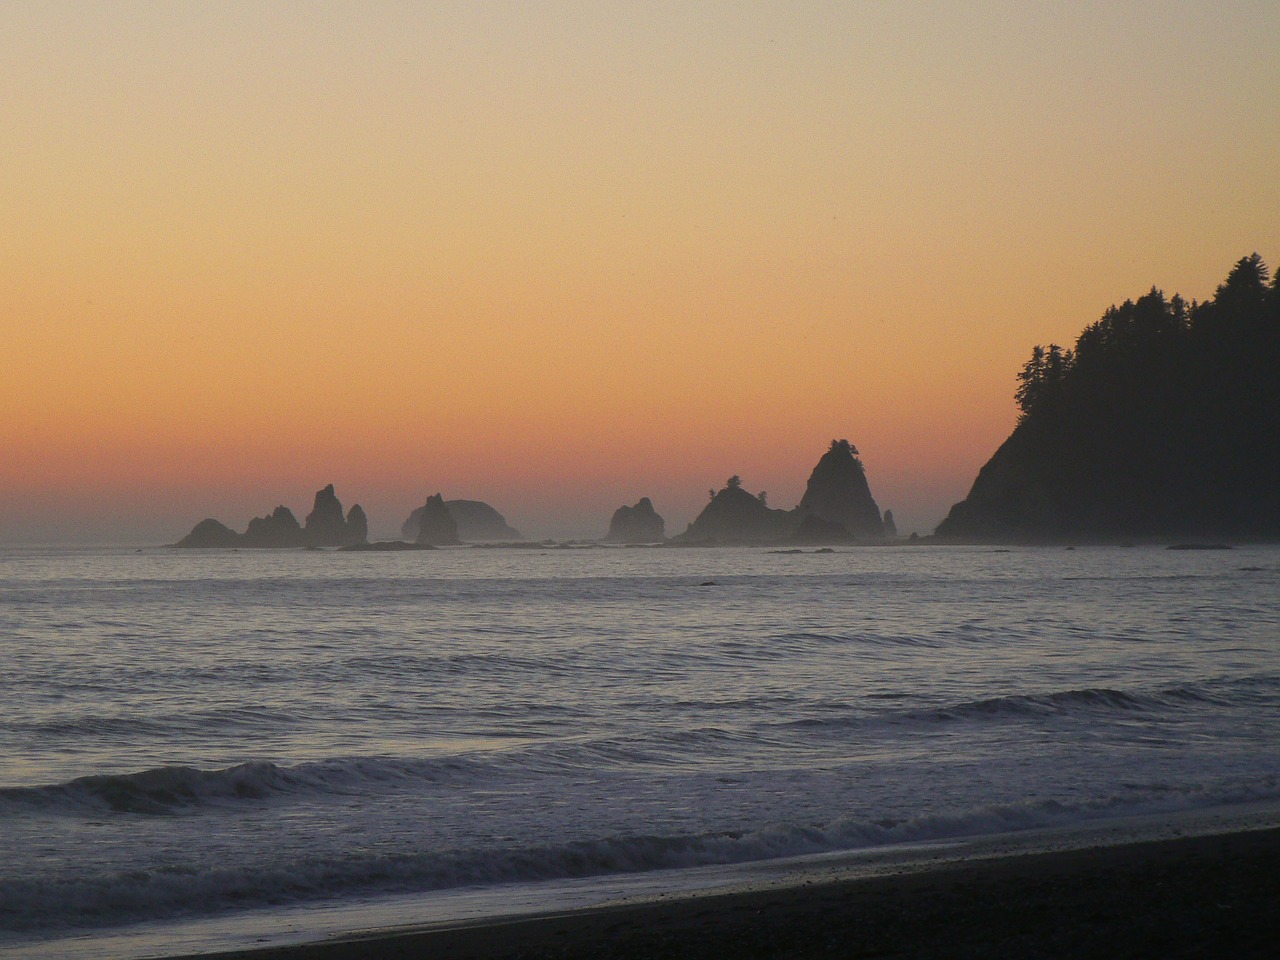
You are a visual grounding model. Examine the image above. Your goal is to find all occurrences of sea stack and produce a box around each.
[242,506,306,548]
[676,477,795,544]
[345,504,369,545]
[674,440,887,545]
[604,498,665,543]
[796,440,884,540]
[175,518,242,548]
[882,509,898,539]
[414,493,461,546]
[304,484,366,547]
[402,499,521,541]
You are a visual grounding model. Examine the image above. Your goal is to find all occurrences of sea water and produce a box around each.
[1,544,1277,955]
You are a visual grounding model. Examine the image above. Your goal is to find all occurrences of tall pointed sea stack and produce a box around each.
[304,484,366,547]
[415,493,461,546]
[673,440,887,544]
[796,440,885,539]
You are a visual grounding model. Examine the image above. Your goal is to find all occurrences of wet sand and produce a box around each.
[163,826,1279,960]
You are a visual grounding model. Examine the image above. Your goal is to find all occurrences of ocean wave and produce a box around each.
[0,756,484,816]
[4,775,1277,934]
[774,674,1280,733]
[922,674,1280,723]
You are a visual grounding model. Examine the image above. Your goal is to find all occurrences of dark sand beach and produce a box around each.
[164,826,1280,960]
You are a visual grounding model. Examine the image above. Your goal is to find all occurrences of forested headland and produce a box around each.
[937,254,1280,542]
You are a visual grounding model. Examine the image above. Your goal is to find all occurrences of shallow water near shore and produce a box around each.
[2,544,1278,956]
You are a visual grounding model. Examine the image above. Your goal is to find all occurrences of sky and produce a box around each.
[3,0,1278,543]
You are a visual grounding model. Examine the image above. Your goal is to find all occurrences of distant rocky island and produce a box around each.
[673,439,889,545]
[175,484,368,548]
[937,254,1280,542]
[175,487,524,549]
[604,498,665,543]
[171,439,893,550]
[402,499,521,543]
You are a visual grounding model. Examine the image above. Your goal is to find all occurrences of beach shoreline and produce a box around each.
[149,821,1280,960]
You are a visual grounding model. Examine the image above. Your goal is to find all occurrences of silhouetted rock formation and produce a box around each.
[303,484,366,547]
[175,518,241,548]
[882,509,898,539]
[675,442,888,545]
[676,477,796,544]
[242,506,306,548]
[175,483,370,548]
[605,498,666,543]
[414,493,461,546]
[796,440,885,539]
[401,499,521,542]
[937,254,1280,542]
[345,504,368,545]
[448,500,521,540]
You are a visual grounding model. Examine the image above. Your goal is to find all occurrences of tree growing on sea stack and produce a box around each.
[676,476,796,543]
[796,440,886,540]
[674,440,888,544]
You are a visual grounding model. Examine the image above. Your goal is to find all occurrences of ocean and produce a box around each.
[2,544,1278,957]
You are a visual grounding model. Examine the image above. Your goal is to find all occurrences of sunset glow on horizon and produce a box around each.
[4,1,1278,542]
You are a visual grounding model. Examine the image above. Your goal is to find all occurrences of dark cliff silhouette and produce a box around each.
[175,485,369,548]
[675,442,887,544]
[604,498,666,543]
[937,254,1280,542]
[402,499,521,542]
[414,493,462,546]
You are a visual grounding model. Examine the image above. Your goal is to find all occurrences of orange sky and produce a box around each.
[3,1,1278,542]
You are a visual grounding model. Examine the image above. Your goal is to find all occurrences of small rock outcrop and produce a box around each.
[339,539,434,552]
[795,440,884,540]
[604,498,666,543]
[175,518,241,548]
[414,493,461,546]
